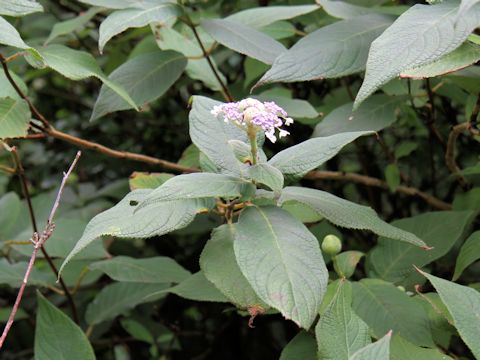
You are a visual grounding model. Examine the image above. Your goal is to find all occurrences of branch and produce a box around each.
[304,170,451,211]
[0,151,81,350]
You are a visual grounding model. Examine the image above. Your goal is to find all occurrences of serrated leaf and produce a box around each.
[200,225,265,309]
[46,7,101,45]
[280,187,427,247]
[313,95,401,137]
[35,293,95,360]
[255,14,393,87]
[316,280,371,359]
[390,335,453,360]
[129,172,173,190]
[189,96,249,177]
[248,163,284,192]
[355,2,480,108]
[59,190,206,275]
[91,50,186,120]
[401,41,480,79]
[419,270,480,358]
[201,19,286,65]
[453,231,480,280]
[89,256,191,284]
[280,332,317,360]
[349,331,391,360]
[166,271,229,302]
[0,97,30,139]
[334,251,365,279]
[99,3,180,53]
[37,45,137,110]
[352,279,434,347]
[227,5,319,28]
[0,0,43,17]
[235,206,328,328]
[268,131,372,178]
[369,211,474,283]
[154,27,227,91]
[85,282,169,325]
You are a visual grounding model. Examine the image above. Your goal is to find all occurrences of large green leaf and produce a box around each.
[0,70,28,99]
[200,225,265,309]
[457,0,480,20]
[35,293,95,360]
[317,0,375,19]
[369,211,474,283]
[235,206,328,329]
[59,190,206,275]
[390,336,453,360]
[0,97,30,139]
[201,19,286,65]
[91,50,186,120]
[268,131,372,178]
[99,3,180,53]
[189,96,249,177]
[0,0,43,17]
[85,282,169,325]
[355,2,480,108]
[401,41,480,79]
[352,279,434,347]
[46,7,101,44]
[313,95,402,137]
[89,256,191,284]
[154,27,227,91]
[280,187,426,247]
[165,271,229,302]
[316,280,371,359]
[255,14,393,87]
[37,45,137,110]
[419,270,480,358]
[0,16,39,58]
[279,332,317,360]
[349,332,391,360]
[227,5,319,28]
[453,231,480,280]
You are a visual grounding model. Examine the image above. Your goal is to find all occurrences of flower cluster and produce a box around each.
[211,98,293,143]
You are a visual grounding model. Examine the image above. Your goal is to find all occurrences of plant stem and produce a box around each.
[247,126,258,165]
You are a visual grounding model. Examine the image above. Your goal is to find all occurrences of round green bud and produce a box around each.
[397,286,406,292]
[321,234,342,256]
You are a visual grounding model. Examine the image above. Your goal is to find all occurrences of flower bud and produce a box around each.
[321,234,342,256]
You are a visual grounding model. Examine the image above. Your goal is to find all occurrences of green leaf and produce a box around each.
[401,42,480,79]
[352,279,434,347]
[85,282,169,325]
[201,19,286,65]
[154,27,227,91]
[227,5,320,28]
[248,163,284,192]
[0,97,30,139]
[200,225,265,309]
[79,0,143,9]
[334,251,365,279]
[128,172,173,190]
[316,280,371,359]
[255,14,393,87]
[137,173,255,209]
[235,206,328,328]
[37,45,137,111]
[369,211,474,283]
[280,187,426,247]
[0,259,52,288]
[166,271,229,302]
[453,231,480,280]
[59,190,206,275]
[419,270,480,358]
[46,7,101,44]
[0,70,28,99]
[385,164,401,191]
[349,331,391,360]
[317,0,375,19]
[390,335,453,360]
[0,16,39,58]
[35,293,95,360]
[355,2,480,108]
[99,3,180,53]
[279,332,317,360]
[268,131,372,178]
[255,94,320,120]
[89,256,191,284]
[457,0,480,20]
[313,95,401,137]
[91,50,186,120]
[0,0,43,17]
[189,96,249,177]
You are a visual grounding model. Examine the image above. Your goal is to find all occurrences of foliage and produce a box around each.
[0,0,479,359]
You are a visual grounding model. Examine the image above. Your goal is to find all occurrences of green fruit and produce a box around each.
[321,234,342,256]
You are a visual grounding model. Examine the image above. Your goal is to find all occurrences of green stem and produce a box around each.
[247,125,258,165]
